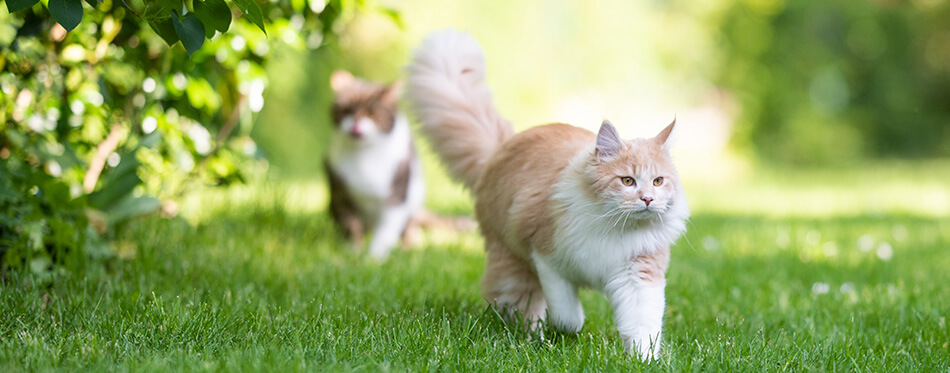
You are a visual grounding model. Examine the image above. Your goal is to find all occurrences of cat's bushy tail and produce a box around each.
[406,30,514,190]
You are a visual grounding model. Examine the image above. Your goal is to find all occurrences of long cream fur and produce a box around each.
[405,30,514,189]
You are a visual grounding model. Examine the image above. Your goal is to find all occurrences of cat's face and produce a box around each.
[329,70,401,142]
[589,121,682,220]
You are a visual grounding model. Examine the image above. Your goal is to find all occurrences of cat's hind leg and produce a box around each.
[481,237,547,330]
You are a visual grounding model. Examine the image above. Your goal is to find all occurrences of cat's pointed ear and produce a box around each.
[382,80,404,105]
[596,120,624,161]
[330,70,354,93]
[653,117,676,150]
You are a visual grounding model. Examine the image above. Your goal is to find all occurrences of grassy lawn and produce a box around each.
[2,163,949,371]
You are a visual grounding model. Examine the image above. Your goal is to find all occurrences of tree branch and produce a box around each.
[120,0,142,17]
[83,124,124,193]
[213,94,248,152]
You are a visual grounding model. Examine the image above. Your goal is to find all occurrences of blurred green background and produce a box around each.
[254,0,950,181]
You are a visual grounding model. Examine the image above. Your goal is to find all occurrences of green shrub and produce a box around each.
[717,0,950,163]
[1,0,398,276]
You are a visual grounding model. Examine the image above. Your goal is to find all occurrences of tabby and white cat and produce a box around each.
[325,70,425,260]
[406,31,689,360]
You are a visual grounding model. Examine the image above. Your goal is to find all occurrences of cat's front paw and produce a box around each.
[549,306,585,334]
[623,330,661,362]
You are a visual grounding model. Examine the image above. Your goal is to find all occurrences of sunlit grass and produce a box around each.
[684,160,950,217]
[1,163,948,371]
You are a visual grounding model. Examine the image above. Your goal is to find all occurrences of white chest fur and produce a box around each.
[541,152,689,290]
[327,115,415,215]
[548,211,685,288]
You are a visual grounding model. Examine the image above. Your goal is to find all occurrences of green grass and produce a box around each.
[2,164,950,371]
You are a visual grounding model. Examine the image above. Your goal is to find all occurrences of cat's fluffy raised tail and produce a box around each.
[406,30,514,189]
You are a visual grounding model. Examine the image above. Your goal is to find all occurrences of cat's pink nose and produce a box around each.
[642,197,654,206]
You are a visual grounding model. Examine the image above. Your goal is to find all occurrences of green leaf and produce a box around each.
[142,0,178,18]
[88,170,140,210]
[140,131,162,149]
[47,0,83,32]
[147,16,179,46]
[205,24,215,40]
[233,0,266,35]
[88,155,141,210]
[105,196,161,225]
[5,0,40,13]
[81,0,102,9]
[172,11,205,57]
[380,7,403,29]
[193,0,231,33]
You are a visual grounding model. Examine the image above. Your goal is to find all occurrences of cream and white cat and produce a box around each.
[406,31,689,360]
[326,70,425,260]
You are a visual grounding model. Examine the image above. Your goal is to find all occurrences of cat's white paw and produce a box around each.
[367,244,392,261]
[549,306,585,334]
[623,330,661,362]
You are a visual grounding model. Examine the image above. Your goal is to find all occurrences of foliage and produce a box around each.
[716,0,950,163]
[0,0,393,277]
[0,149,101,282]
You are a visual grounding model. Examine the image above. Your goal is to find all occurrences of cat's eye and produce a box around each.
[653,177,664,186]
[621,177,635,186]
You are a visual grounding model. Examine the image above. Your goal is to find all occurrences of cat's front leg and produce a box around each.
[605,248,670,361]
[326,161,365,246]
[608,282,665,361]
[532,255,585,333]
[367,206,413,260]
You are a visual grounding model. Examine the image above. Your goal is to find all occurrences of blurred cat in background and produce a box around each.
[325,70,425,260]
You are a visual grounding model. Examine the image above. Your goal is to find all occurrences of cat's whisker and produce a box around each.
[592,209,605,219]
[587,206,622,236]
[621,211,631,236]
[680,218,698,252]
[617,209,633,228]
[591,206,621,220]
[685,218,699,231]
[594,207,625,232]
[680,230,698,252]
[613,215,623,231]
[599,208,624,221]
[611,209,629,230]
[599,211,617,233]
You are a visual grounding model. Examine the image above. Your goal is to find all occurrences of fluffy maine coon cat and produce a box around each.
[405,31,689,360]
[325,70,425,260]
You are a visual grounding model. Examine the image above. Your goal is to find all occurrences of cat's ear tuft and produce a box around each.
[330,70,355,93]
[654,117,676,150]
[596,120,624,161]
[383,80,404,104]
